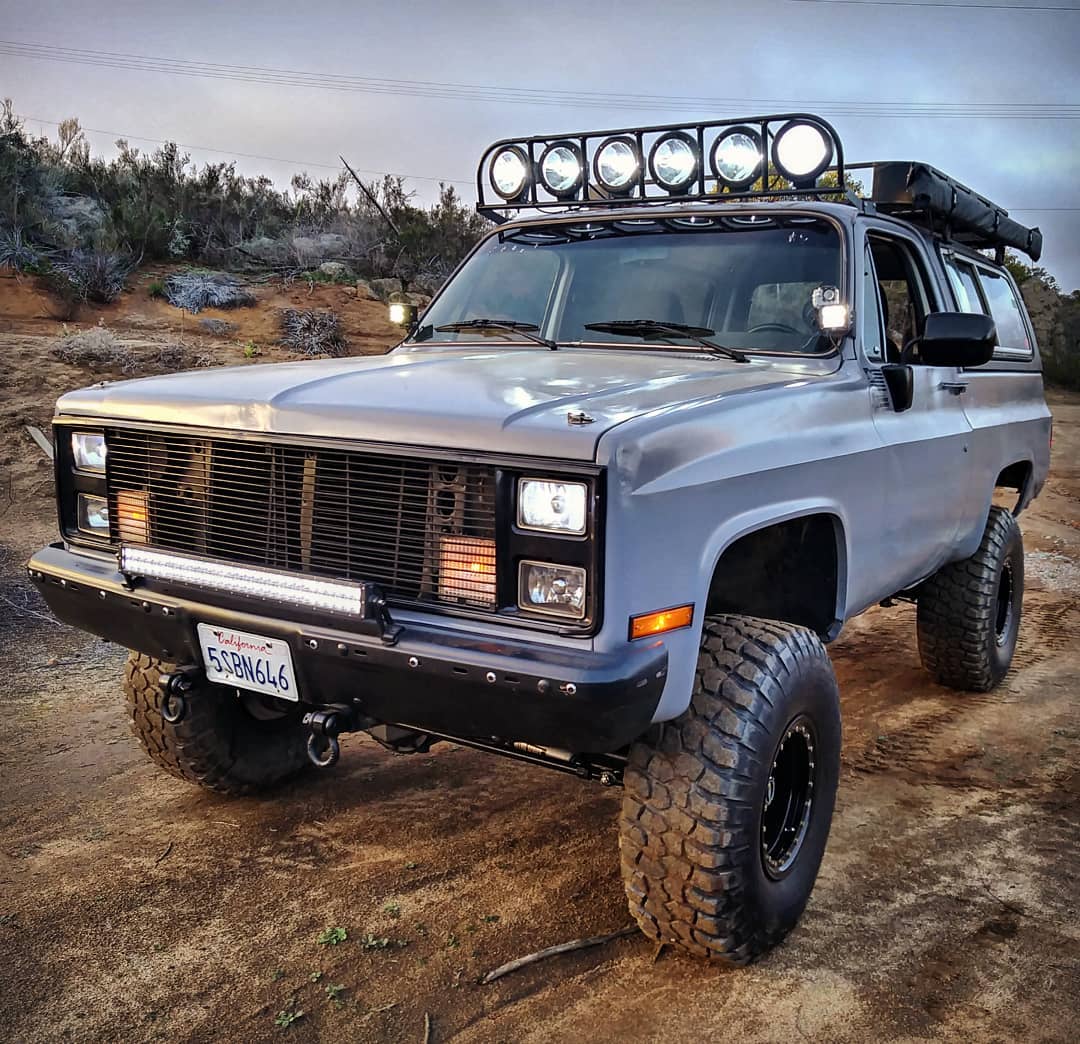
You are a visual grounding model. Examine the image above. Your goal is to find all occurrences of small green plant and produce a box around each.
[325,983,346,1002]
[243,340,261,359]
[404,860,419,870]
[446,933,459,949]
[147,279,166,298]
[309,972,322,983]
[317,927,347,947]
[274,1007,304,1029]
[270,969,286,982]
[360,933,390,951]
[382,901,401,918]
[482,914,500,924]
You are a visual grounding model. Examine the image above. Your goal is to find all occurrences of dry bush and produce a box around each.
[197,317,236,336]
[51,248,132,303]
[280,309,347,357]
[163,271,255,313]
[51,326,136,373]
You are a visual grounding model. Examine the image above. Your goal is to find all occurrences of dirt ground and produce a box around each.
[0,274,1077,1043]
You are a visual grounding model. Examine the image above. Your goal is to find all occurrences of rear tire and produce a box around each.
[619,615,841,963]
[125,652,310,796]
[916,507,1024,692]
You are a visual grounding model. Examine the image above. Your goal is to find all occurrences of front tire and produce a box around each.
[125,652,310,796]
[619,615,841,963]
[916,506,1024,692]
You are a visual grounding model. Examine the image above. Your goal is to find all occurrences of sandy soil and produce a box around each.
[0,276,1076,1043]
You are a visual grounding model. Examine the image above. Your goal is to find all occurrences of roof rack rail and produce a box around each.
[860,161,1042,262]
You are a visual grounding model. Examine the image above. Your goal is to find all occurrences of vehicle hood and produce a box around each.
[56,346,838,461]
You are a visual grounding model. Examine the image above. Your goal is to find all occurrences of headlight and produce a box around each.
[594,136,639,194]
[490,146,530,200]
[518,479,587,535]
[518,561,586,619]
[649,133,698,192]
[711,127,764,189]
[771,120,834,185]
[77,493,109,536]
[71,431,106,473]
[539,141,583,198]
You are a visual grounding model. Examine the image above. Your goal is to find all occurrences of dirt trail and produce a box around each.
[0,284,1076,1042]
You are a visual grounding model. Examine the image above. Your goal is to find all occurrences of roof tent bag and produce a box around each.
[873,162,1042,261]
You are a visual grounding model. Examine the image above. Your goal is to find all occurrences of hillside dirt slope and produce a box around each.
[0,273,1076,1043]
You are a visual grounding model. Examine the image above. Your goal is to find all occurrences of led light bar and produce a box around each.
[119,545,367,616]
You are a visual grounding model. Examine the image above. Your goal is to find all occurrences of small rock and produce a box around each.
[370,277,403,300]
[354,279,378,301]
[317,261,352,281]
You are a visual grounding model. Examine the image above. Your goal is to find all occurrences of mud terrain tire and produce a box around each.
[916,506,1024,692]
[619,615,841,963]
[125,652,310,795]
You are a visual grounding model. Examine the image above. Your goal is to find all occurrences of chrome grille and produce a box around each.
[105,429,498,610]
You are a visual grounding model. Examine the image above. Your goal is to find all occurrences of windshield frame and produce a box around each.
[402,205,852,360]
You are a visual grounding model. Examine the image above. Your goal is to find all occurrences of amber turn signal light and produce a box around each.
[629,604,694,641]
[117,490,149,544]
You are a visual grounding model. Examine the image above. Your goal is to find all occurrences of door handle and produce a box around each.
[939,381,968,395]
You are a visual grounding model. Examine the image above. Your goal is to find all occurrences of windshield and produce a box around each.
[412,216,843,355]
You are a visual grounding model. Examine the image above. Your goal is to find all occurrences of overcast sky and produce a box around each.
[2,0,1078,289]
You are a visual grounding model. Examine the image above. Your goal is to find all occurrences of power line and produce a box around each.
[19,113,1079,216]
[2,39,1079,118]
[19,114,475,186]
[791,0,1078,9]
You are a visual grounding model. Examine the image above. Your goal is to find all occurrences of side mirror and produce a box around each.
[912,312,997,368]
[881,363,914,413]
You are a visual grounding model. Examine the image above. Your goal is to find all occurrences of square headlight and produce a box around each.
[71,431,107,473]
[518,560,586,619]
[77,493,110,536]
[517,478,587,535]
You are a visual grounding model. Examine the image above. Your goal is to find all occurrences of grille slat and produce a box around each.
[105,429,498,611]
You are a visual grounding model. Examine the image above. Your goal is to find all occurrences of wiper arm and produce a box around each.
[435,318,558,350]
[583,319,748,363]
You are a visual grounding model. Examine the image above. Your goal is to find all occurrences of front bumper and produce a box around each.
[28,544,667,753]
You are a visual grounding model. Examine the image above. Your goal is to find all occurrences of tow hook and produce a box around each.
[303,708,350,768]
[158,668,200,725]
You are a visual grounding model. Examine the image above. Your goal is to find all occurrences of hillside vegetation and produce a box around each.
[0,99,486,299]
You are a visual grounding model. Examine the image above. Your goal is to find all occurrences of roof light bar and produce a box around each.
[475,112,845,220]
[119,545,368,616]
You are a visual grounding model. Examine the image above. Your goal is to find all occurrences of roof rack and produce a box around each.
[862,161,1042,262]
[474,115,1042,262]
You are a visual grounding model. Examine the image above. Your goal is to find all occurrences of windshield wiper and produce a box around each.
[435,318,558,350]
[583,320,748,363]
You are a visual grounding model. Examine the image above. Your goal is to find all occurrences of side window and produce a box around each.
[944,258,986,315]
[977,267,1032,354]
[868,234,932,361]
[861,247,886,362]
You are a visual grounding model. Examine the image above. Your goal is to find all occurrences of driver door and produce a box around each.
[861,228,974,591]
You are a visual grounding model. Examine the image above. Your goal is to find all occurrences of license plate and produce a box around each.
[196,623,299,702]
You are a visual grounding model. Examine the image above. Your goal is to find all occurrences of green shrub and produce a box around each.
[147,279,165,298]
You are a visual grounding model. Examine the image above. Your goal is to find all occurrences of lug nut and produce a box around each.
[485,671,497,684]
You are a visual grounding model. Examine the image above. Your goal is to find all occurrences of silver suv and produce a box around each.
[30,113,1051,964]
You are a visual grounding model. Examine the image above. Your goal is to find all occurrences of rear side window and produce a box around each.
[944,258,985,315]
[977,268,1031,353]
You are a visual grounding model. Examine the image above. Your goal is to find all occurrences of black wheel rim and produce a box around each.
[995,559,1015,647]
[761,717,816,879]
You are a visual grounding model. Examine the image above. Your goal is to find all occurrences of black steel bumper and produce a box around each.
[27,544,667,753]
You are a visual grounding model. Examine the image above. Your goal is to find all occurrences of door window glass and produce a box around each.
[944,258,986,315]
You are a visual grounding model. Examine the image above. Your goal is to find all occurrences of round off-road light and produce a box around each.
[649,133,699,192]
[772,120,834,185]
[593,136,640,194]
[711,127,764,190]
[539,141,583,198]
[489,146,530,200]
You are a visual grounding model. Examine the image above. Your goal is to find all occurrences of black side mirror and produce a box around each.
[881,363,914,413]
[910,312,997,368]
